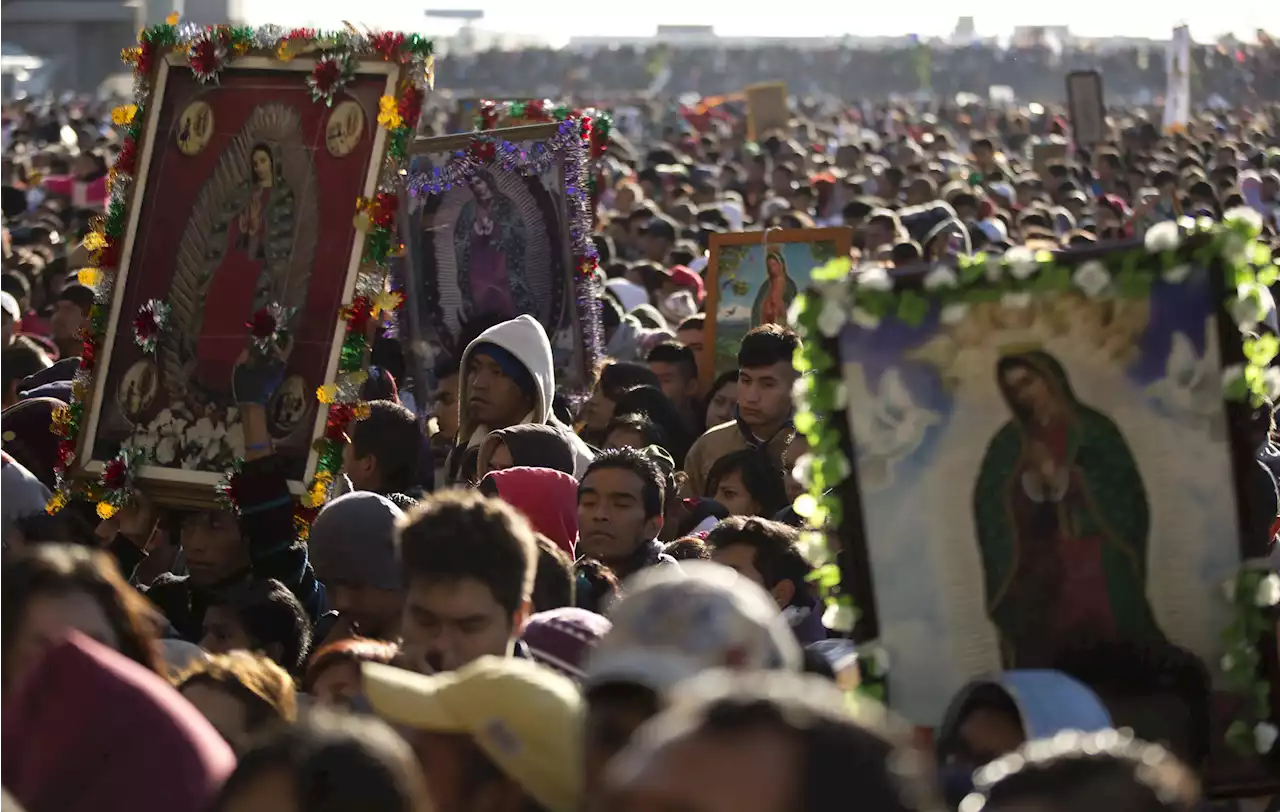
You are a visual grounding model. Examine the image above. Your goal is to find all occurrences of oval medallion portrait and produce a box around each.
[176,101,215,156]
[325,100,365,158]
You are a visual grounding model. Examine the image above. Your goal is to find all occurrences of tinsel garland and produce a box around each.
[95,446,147,519]
[403,118,605,384]
[48,15,430,542]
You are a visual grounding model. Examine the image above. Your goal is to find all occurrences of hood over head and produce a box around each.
[939,668,1112,746]
[482,466,580,556]
[459,315,555,444]
[479,423,578,477]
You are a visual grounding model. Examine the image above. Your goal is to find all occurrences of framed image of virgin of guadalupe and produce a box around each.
[797,228,1279,787]
[76,46,408,505]
[401,121,603,395]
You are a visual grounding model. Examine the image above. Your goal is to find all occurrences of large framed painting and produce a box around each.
[702,227,851,391]
[64,28,427,509]
[791,220,1280,789]
[401,121,603,395]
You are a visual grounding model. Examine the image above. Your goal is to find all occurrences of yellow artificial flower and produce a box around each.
[83,231,108,252]
[424,55,436,90]
[51,404,71,425]
[77,267,100,287]
[377,96,403,130]
[313,470,335,488]
[97,501,118,520]
[352,211,372,233]
[46,492,69,515]
[166,11,180,24]
[316,384,338,404]
[353,402,372,420]
[111,104,137,126]
[371,290,403,316]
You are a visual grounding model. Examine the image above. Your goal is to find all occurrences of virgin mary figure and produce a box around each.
[453,169,535,323]
[752,249,798,326]
[972,349,1166,668]
[196,141,296,395]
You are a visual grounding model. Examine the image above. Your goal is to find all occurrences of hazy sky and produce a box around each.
[242,0,1277,44]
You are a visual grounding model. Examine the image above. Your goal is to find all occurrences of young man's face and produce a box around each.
[181,510,249,587]
[577,467,659,562]
[736,362,794,434]
[466,354,529,430]
[676,326,705,358]
[432,373,460,440]
[648,360,696,406]
[400,576,520,673]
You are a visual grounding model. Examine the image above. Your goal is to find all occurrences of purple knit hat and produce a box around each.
[519,607,612,682]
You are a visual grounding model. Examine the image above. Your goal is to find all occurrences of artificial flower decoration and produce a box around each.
[96,445,147,520]
[371,290,403,317]
[246,303,294,355]
[187,30,227,83]
[307,52,355,106]
[132,298,171,355]
[377,95,403,129]
[215,459,244,515]
[111,104,138,126]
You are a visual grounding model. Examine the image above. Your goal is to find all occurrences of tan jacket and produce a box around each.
[682,418,794,497]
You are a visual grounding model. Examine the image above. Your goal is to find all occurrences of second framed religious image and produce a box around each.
[701,227,851,390]
[401,122,596,395]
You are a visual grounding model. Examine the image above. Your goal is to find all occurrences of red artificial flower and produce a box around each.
[311,58,342,94]
[116,138,137,175]
[398,87,423,131]
[580,115,594,142]
[469,139,495,164]
[95,241,119,269]
[220,472,242,506]
[189,39,222,77]
[526,99,546,120]
[369,31,405,61]
[103,457,128,489]
[370,192,398,229]
[137,42,155,76]
[133,310,158,341]
[56,439,77,471]
[80,338,98,371]
[342,295,372,334]
[325,404,354,440]
[285,28,317,41]
[247,307,276,339]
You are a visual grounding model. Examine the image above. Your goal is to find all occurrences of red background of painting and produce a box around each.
[95,66,388,471]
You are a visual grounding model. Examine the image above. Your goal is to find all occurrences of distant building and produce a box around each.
[3,0,139,93]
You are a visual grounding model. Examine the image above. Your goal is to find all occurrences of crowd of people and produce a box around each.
[2,27,1280,812]
[438,38,1280,103]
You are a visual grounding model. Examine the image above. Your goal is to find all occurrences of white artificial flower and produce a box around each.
[797,529,833,566]
[792,453,814,488]
[786,296,807,331]
[868,645,891,673]
[153,408,175,431]
[856,266,893,293]
[792,376,810,405]
[1162,264,1192,284]
[822,601,857,633]
[817,298,849,337]
[1144,220,1182,254]
[1256,572,1280,607]
[817,279,851,308]
[851,307,881,330]
[984,260,1003,283]
[940,302,970,325]
[1001,291,1033,309]
[1265,368,1280,401]
[1230,283,1266,330]
[1221,652,1237,673]
[1255,722,1279,754]
[1225,206,1265,237]
[1004,245,1038,280]
[922,265,958,291]
[1072,260,1112,298]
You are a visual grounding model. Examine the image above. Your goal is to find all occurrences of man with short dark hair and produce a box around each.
[705,516,826,644]
[50,283,93,360]
[576,447,673,579]
[675,313,706,359]
[646,341,701,434]
[683,325,799,496]
[343,399,423,509]
[397,490,539,673]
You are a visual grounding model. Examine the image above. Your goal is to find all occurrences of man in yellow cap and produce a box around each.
[363,656,582,812]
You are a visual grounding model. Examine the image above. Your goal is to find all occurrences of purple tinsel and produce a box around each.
[404,118,603,389]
